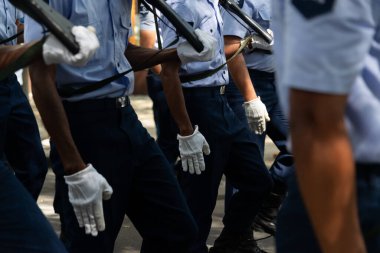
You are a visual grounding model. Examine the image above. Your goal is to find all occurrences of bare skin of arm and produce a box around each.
[29,58,86,175]
[125,43,178,71]
[16,19,24,44]
[134,29,161,94]
[289,89,366,253]
[0,42,40,69]
[224,35,257,101]
[140,29,161,74]
[160,60,194,136]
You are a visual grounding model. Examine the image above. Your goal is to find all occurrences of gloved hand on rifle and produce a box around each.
[43,25,99,66]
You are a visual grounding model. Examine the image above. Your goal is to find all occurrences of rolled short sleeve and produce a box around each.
[222,8,247,39]
[139,4,156,31]
[283,0,375,95]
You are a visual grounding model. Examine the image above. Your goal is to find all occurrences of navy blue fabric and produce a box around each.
[177,87,273,253]
[50,99,197,253]
[225,69,293,185]
[276,164,380,253]
[146,71,179,167]
[0,74,47,200]
[0,160,67,253]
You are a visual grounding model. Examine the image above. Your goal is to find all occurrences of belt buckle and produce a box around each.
[219,85,225,95]
[116,96,128,108]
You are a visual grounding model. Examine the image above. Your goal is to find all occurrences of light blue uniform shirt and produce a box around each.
[0,0,23,45]
[25,0,134,102]
[274,0,380,163]
[160,0,229,88]
[222,0,274,72]
[139,3,156,32]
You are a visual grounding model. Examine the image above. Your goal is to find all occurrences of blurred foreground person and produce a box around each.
[273,0,380,252]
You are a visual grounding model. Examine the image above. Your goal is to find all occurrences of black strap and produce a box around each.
[179,35,252,83]
[57,69,134,98]
[57,37,179,98]
[0,30,24,45]
[152,6,163,50]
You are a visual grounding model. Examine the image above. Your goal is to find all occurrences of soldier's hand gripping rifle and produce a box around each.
[219,0,273,53]
[1,0,98,80]
[144,0,204,53]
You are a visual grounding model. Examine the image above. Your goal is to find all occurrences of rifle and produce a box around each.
[219,0,273,44]
[144,0,204,52]
[9,0,79,54]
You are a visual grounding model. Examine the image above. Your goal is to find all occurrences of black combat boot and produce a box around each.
[209,231,268,253]
[252,180,286,236]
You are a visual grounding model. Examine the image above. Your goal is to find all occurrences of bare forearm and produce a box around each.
[160,60,193,136]
[224,36,256,101]
[290,90,366,253]
[227,54,257,101]
[125,43,179,71]
[0,42,41,69]
[224,35,242,59]
[139,30,162,74]
[29,59,86,175]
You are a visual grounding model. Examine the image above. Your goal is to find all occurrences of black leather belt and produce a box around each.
[62,96,130,111]
[182,85,226,96]
[248,69,275,79]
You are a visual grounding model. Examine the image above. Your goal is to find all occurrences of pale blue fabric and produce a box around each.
[160,0,229,88]
[274,0,380,162]
[0,0,23,45]
[25,0,135,101]
[139,3,156,31]
[222,0,275,72]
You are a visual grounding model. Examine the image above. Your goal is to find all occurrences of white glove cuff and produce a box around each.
[64,164,95,181]
[177,125,199,140]
[244,96,261,107]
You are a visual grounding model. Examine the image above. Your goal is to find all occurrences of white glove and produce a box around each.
[64,164,113,236]
[43,25,99,66]
[267,28,274,46]
[267,28,274,38]
[177,29,217,64]
[243,97,270,135]
[177,125,211,175]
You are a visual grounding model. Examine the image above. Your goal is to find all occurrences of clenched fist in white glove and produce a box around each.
[64,164,113,236]
[43,25,99,66]
[243,97,270,135]
[177,125,211,175]
[177,29,217,64]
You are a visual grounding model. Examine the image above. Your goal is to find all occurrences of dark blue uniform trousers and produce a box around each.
[0,160,67,253]
[50,97,198,253]
[277,164,380,253]
[179,87,273,253]
[224,70,293,207]
[0,74,48,200]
